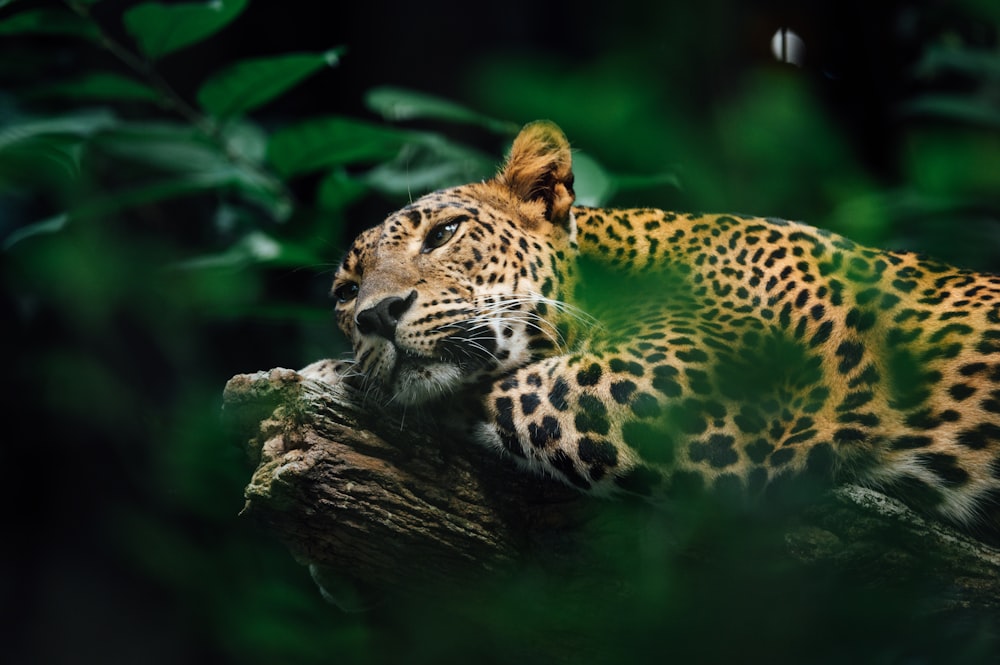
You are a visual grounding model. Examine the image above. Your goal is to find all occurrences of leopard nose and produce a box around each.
[355,291,416,340]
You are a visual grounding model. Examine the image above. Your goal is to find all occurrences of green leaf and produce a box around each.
[901,95,1000,130]
[0,8,100,40]
[197,49,342,119]
[914,46,1000,80]
[220,120,268,165]
[27,72,161,104]
[0,110,117,188]
[88,123,291,220]
[267,116,412,178]
[0,135,83,187]
[361,137,494,195]
[91,122,235,173]
[571,152,615,206]
[3,213,68,251]
[171,231,322,270]
[0,110,117,150]
[365,86,518,133]
[572,149,682,206]
[316,170,368,212]
[123,0,248,60]
[95,174,288,222]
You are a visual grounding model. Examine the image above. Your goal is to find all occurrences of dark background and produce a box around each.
[2,0,999,663]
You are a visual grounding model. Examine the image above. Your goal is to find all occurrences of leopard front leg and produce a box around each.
[474,353,677,499]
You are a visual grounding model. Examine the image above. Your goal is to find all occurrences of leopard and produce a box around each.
[303,120,1000,539]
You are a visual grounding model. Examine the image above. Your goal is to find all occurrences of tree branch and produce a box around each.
[223,368,1000,614]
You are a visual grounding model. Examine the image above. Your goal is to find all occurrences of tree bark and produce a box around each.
[223,368,1000,614]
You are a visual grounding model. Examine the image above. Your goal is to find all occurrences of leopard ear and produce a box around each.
[496,121,575,224]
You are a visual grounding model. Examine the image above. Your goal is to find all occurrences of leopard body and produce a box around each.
[305,121,1000,535]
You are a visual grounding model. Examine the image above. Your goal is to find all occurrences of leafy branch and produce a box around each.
[0,0,497,270]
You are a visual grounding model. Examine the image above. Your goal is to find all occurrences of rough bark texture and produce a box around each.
[223,368,1000,614]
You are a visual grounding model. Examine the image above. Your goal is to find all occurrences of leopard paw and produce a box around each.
[299,358,354,387]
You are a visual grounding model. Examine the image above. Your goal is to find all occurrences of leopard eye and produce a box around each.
[333,281,359,304]
[422,219,460,253]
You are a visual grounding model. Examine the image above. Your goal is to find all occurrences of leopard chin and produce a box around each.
[391,359,465,405]
[362,338,495,404]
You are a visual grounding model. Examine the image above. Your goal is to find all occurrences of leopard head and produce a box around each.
[331,121,579,404]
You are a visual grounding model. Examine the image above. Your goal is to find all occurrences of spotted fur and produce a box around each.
[307,121,1000,536]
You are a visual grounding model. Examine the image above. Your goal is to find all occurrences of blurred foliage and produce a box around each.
[2,0,999,664]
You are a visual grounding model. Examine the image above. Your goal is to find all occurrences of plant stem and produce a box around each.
[63,0,218,138]
[61,0,295,217]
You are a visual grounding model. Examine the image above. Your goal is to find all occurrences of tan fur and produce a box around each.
[320,122,1000,538]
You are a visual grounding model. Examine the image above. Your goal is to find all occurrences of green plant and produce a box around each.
[0,2,476,268]
[5,2,998,663]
